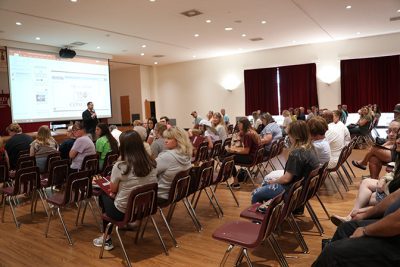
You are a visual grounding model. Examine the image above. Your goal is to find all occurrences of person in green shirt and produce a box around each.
[95,123,119,170]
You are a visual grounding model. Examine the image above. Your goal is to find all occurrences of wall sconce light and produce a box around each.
[221,75,241,91]
[317,66,340,85]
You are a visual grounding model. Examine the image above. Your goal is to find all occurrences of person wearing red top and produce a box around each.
[226,117,260,188]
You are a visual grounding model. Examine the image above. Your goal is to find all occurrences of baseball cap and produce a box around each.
[199,119,211,127]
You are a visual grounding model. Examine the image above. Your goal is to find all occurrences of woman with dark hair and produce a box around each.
[146,117,158,145]
[93,130,157,251]
[95,123,119,170]
[251,120,319,203]
[226,117,260,188]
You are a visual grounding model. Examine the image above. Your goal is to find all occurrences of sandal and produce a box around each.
[352,160,366,170]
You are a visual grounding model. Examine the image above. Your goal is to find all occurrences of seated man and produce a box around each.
[313,187,400,266]
[352,120,400,179]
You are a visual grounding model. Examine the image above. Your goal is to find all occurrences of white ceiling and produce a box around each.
[1,0,399,65]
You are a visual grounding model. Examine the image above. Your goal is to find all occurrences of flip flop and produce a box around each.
[352,160,366,170]
[330,215,345,227]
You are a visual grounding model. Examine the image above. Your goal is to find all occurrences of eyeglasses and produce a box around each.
[386,128,399,134]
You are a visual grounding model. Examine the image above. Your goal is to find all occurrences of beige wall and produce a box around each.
[109,65,142,124]
[153,32,400,129]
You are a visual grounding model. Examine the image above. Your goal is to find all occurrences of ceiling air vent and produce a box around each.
[389,16,400,22]
[181,9,203,17]
[249,37,264,42]
[69,41,87,46]
[153,55,165,58]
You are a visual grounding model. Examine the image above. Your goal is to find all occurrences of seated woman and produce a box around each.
[69,121,96,171]
[307,116,331,165]
[259,113,282,156]
[251,120,319,204]
[331,131,400,224]
[150,123,167,158]
[281,110,292,135]
[347,106,373,136]
[199,119,220,149]
[226,117,260,189]
[95,123,119,170]
[146,117,158,145]
[212,112,227,142]
[92,130,157,251]
[30,125,58,173]
[156,127,192,203]
[352,120,400,179]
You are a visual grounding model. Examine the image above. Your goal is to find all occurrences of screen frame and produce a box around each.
[6,46,112,123]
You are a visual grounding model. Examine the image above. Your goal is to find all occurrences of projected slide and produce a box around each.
[8,48,112,123]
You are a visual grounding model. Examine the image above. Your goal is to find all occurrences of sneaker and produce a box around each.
[93,236,114,251]
[330,215,350,227]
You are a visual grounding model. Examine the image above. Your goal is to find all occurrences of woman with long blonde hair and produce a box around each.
[251,120,319,203]
[156,126,192,202]
[30,125,58,172]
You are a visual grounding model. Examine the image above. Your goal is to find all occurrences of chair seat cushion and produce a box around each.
[240,203,265,222]
[46,192,65,206]
[102,213,126,227]
[212,220,261,248]
[0,186,14,195]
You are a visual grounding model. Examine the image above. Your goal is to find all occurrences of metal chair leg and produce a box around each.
[184,197,203,231]
[268,234,289,267]
[345,160,356,178]
[289,214,309,253]
[8,196,20,228]
[234,248,245,266]
[204,189,221,218]
[75,201,83,226]
[336,170,349,191]
[209,187,224,217]
[328,173,344,199]
[243,248,253,267]
[159,207,178,247]
[226,182,240,207]
[150,215,169,256]
[115,227,132,267]
[315,194,330,219]
[306,202,324,235]
[44,206,53,237]
[99,222,112,258]
[341,165,353,184]
[182,198,202,231]
[220,244,234,267]
[57,207,73,245]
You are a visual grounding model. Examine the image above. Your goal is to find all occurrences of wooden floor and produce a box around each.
[0,149,374,267]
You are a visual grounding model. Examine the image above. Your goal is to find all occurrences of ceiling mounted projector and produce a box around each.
[59,48,76,58]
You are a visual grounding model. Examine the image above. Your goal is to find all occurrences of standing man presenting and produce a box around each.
[82,101,98,139]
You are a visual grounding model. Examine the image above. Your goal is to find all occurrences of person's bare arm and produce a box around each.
[351,208,400,238]
[271,171,294,185]
[69,149,78,159]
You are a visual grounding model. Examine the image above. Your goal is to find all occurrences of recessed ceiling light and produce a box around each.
[397,9,400,13]
[192,55,196,58]
[206,19,212,23]
[194,33,199,37]
[261,20,267,24]
[292,40,297,43]
[141,44,147,48]
[70,0,78,2]
[140,53,145,56]
[356,32,361,35]
[16,22,22,26]
[241,33,247,37]
[96,46,101,49]
[225,27,233,31]
[35,37,40,40]
[154,62,158,65]
[149,0,156,2]
[346,5,352,9]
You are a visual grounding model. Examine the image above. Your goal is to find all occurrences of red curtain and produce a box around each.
[279,63,318,110]
[341,55,400,112]
[244,67,278,115]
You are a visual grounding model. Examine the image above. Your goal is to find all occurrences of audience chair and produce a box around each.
[325,147,350,199]
[192,141,209,165]
[208,140,222,161]
[0,162,11,188]
[39,159,69,199]
[43,152,61,174]
[16,149,30,159]
[80,154,99,177]
[44,170,96,245]
[261,140,279,175]
[212,193,286,267]
[235,146,264,187]
[158,169,198,247]
[15,155,36,171]
[102,152,119,172]
[240,179,307,254]
[191,160,222,218]
[1,166,46,228]
[99,183,168,267]
[212,155,239,207]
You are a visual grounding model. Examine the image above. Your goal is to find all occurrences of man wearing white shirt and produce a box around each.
[323,110,350,168]
[109,125,122,146]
